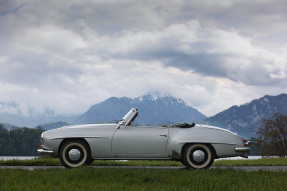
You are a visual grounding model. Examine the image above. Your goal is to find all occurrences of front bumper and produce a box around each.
[37,149,54,155]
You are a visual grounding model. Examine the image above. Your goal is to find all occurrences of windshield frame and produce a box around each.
[118,108,138,126]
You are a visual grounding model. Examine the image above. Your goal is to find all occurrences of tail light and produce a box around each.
[243,139,250,147]
[40,145,44,149]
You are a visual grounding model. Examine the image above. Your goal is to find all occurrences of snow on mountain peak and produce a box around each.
[138,92,170,101]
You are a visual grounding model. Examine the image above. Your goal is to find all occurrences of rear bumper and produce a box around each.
[37,149,54,155]
[235,147,250,152]
[235,147,250,158]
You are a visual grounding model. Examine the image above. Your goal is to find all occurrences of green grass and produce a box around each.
[0,158,62,166]
[0,157,287,166]
[0,167,286,191]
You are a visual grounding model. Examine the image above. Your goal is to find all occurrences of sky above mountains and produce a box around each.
[0,0,286,117]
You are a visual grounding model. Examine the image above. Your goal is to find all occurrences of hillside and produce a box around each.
[201,94,287,138]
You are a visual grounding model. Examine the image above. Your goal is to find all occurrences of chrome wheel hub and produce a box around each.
[192,150,205,162]
[68,149,81,161]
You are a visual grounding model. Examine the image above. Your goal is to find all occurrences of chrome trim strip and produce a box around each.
[50,136,104,140]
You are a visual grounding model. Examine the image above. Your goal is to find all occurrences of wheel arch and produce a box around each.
[57,138,91,158]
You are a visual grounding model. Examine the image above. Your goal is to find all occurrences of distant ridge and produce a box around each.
[2,92,287,138]
[0,123,20,130]
[201,94,287,138]
[74,92,206,124]
[35,121,71,131]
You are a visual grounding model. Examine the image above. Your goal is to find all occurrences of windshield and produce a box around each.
[122,109,135,122]
[119,108,138,125]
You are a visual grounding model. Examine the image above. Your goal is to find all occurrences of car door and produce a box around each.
[112,126,168,155]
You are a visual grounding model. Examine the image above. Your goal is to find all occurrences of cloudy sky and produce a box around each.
[0,0,286,117]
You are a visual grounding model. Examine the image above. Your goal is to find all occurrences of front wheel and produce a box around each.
[182,144,214,169]
[59,140,91,168]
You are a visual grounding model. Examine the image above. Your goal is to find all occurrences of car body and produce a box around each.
[37,108,250,169]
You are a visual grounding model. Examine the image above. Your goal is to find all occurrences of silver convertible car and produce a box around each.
[37,108,250,169]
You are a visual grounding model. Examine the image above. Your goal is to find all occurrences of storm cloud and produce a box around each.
[0,0,286,117]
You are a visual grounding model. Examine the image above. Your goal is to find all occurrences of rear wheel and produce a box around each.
[182,144,214,169]
[59,140,91,168]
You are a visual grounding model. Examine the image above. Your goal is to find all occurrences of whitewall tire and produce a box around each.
[182,144,214,169]
[59,140,91,168]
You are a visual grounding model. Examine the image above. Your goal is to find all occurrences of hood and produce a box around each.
[43,123,119,139]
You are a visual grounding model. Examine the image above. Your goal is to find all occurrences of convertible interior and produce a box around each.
[172,123,196,128]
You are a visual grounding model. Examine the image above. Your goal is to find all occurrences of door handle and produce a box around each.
[160,134,167,137]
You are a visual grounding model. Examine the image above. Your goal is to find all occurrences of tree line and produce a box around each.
[0,125,44,156]
[256,113,287,157]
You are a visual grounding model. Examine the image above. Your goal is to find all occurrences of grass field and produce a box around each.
[0,157,287,166]
[0,167,286,191]
[0,158,286,191]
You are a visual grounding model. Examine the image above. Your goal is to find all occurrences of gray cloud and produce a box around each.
[0,0,287,117]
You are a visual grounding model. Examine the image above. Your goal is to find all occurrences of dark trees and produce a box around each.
[0,125,44,156]
[256,113,287,157]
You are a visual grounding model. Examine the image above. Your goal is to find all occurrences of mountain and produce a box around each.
[0,93,205,128]
[201,94,287,139]
[75,92,206,124]
[3,92,287,137]
[0,112,78,129]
